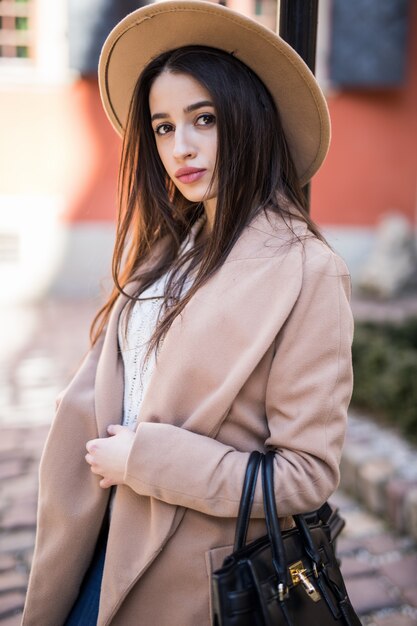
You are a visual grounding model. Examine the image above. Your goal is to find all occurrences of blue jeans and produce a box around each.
[64,516,109,626]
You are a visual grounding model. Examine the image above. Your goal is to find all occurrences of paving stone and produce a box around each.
[0,592,25,619]
[329,490,357,511]
[0,461,24,482]
[0,531,36,554]
[362,533,414,556]
[346,575,401,614]
[372,614,417,626]
[341,555,377,578]
[405,489,417,543]
[20,428,48,455]
[19,548,33,571]
[337,534,367,556]
[380,555,417,589]
[0,612,23,626]
[0,451,23,463]
[340,444,375,497]
[402,587,417,608]
[0,571,27,592]
[341,508,385,539]
[387,480,417,534]
[23,549,33,570]
[0,432,18,452]
[0,475,38,501]
[358,459,396,515]
[0,556,15,573]
[1,503,37,530]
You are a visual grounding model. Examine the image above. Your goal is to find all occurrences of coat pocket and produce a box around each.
[205,544,234,625]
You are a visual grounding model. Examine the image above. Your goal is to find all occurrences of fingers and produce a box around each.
[85,453,111,487]
[85,429,125,487]
[107,424,123,436]
[85,449,102,474]
[86,425,124,446]
[85,441,100,473]
[85,453,94,466]
[85,439,98,453]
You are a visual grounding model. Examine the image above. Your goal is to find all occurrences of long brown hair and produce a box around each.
[90,45,326,350]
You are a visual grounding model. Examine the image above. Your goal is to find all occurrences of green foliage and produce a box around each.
[352,318,417,441]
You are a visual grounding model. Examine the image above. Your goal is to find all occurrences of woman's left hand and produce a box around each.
[85,425,135,489]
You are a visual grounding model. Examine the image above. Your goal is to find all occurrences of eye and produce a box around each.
[195,113,216,127]
[154,123,174,136]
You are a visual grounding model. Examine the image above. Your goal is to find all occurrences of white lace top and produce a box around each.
[118,218,204,430]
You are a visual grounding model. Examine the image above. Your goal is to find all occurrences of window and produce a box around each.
[329,0,409,88]
[0,0,34,62]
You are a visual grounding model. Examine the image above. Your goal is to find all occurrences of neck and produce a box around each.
[203,197,216,233]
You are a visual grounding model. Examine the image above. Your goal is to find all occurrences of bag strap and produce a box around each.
[293,513,323,569]
[262,450,291,596]
[233,451,263,552]
[317,501,334,523]
[263,451,330,589]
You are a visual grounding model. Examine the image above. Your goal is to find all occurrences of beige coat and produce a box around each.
[22,210,354,626]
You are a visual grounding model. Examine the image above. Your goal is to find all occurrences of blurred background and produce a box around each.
[0,0,417,624]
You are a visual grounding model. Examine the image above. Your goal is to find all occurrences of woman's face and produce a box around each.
[149,71,218,216]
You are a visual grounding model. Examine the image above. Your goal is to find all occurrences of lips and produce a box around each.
[175,167,207,184]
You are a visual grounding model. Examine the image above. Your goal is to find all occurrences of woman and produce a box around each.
[22,2,353,625]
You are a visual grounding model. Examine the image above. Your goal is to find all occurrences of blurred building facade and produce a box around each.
[0,0,416,301]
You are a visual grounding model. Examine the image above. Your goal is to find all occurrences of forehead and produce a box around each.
[149,71,212,112]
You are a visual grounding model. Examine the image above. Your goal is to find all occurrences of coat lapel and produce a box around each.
[138,211,307,436]
[96,211,307,624]
[94,288,128,436]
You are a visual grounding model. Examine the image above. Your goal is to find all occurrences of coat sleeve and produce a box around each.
[123,248,354,518]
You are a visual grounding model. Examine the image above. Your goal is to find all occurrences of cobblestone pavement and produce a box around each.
[1,298,417,625]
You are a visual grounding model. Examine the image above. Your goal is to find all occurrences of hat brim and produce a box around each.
[98,0,330,186]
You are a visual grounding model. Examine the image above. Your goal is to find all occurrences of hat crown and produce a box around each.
[98,0,330,185]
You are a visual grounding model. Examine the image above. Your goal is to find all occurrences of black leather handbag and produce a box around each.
[211,451,361,626]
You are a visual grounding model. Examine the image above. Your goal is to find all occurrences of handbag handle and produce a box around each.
[262,450,291,593]
[233,450,324,595]
[263,451,329,593]
[231,452,358,626]
[233,451,263,552]
[233,450,292,590]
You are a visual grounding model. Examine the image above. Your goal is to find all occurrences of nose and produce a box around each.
[172,126,196,160]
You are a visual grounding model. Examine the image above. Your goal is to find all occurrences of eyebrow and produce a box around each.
[151,100,214,122]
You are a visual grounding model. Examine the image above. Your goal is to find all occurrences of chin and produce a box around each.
[178,188,209,204]
[179,186,217,205]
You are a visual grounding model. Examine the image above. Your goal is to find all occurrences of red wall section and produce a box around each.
[311,1,417,227]
[61,78,121,223]
[0,78,120,223]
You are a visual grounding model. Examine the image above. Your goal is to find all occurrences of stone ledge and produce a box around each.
[340,410,417,542]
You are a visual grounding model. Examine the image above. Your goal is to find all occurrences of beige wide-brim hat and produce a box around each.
[98,0,330,186]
